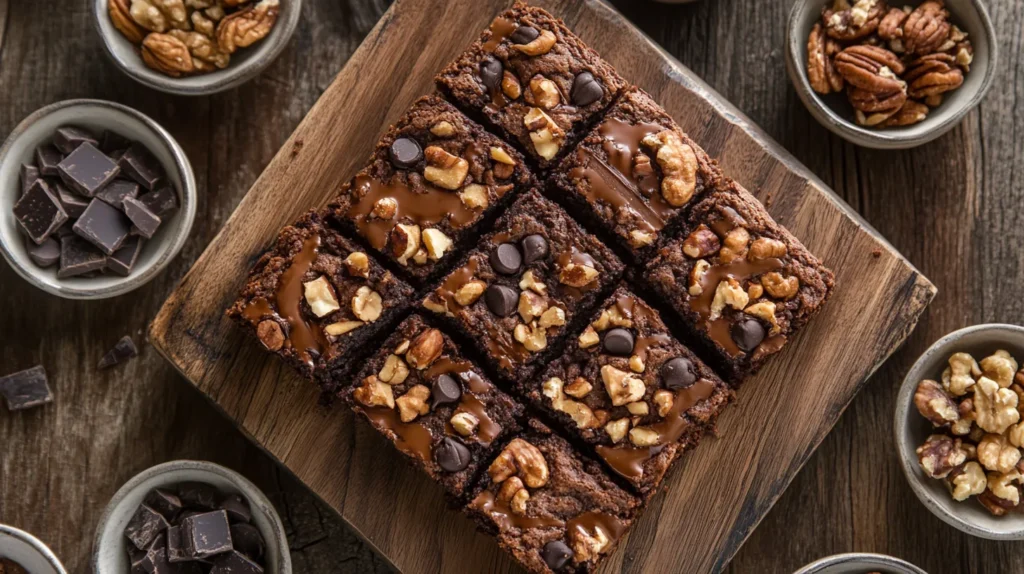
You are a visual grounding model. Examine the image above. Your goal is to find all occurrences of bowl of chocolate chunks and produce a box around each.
[0,99,196,300]
[93,460,291,574]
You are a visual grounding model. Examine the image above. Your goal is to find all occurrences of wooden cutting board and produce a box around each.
[149,0,937,571]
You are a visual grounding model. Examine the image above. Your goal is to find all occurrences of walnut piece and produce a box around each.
[914,379,959,427]
[942,352,981,396]
[131,0,170,33]
[343,252,370,278]
[538,307,566,329]
[168,29,231,70]
[390,223,421,266]
[488,438,549,488]
[744,301,779,335]
[217,0,279,55]
[761,271,800,300]
[454,280,486,306]
[640,131,698,208]
[458,184,489,210]
[422,228,453,261]
[511,29,557,56]
[489,146,515,165]
[978,433,1021,474]
[378,354,410,385]
[579,326,600,349]
[303,276,340,318]
[559,263,599,288]
[423,146,469,190]
[951,461,986,501]
[142,33,195,77]
[256,320,284,351]
[395,385,431,423]
[351,286,382,323]
[689,260,711,296]
[542,377,597,429]
[565,378,593,398]
[987,470,1023,507]
[604,419,629,444]
[629,427,660,447]
[523,107,565,161]
[974,376,1020,434]
[406,328,443,370]
[682,225,721,259]
[572,523,611,563]
[654,390,674,417]
[529,76,560,109]
[719,227,750,264]
[951,398,975,436]
[749,237,787,261]
[324,320,362,337]
[709,278,749,321]
[601,365,646,407]
[981,350,1018,389]
[451,412,479,437]
[518,291,549,323]
[110,0,147,43]
[501,71,522,99]
[430,121,456,137]
[353,376,395,409]
[513,322,548,352]
[519,270,547,295]
[916,434,967,479]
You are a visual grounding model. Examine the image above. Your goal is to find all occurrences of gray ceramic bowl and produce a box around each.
[795,552,927,574]
[0,525,67,574]
[786,0,997,149]
[92,0,302,96]
[895,324,1024,540]
[0,99,196,300]
[92,460,291,573]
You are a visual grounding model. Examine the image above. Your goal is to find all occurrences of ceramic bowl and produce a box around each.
[92,460,291,573]
[785,0,997,149]
[794,552,927,574]
[895,324,1024,539]
[0,99,196,300]
[0,525,67,574]
[92,0,302,96]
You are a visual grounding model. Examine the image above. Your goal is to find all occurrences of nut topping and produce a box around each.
[343,252,370,278]
[640,131,699,207]
[378,354,410,385]
[604,418,629,444]
[629,427,660,447]
[406,328,443,370]
[395,385,431,423]
[451,412,480,437]
[511,29,557,56]
[430,121,456,138]
[459,184,490,210]
[559,263,599,288]
[719,227,751,264]
[761,272,800,300]
[709,278,749,321]
[502,71,522,100]
[303,276,340,318]
[488,438,549,488]
[256,320,284,351]
[579,326,600,349]
[601,365,646,407]
[372,197,398,220]
[351,286,383,323]
[353,376,395,409]
[489,147,516,165]
[454,280,487,306]
[325,321,363,337]
[538,307,566,329]
[653,390,674,417]
[682,225,721,259]
[519,270,547,295]
[422,228,453,261]
[423,146,470,190]
[542,377,597,430]
[390,223,421,266]
[529,76,561,109]
[523,107,565,161]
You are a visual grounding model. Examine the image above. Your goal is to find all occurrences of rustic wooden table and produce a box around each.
[0,1,1020,572]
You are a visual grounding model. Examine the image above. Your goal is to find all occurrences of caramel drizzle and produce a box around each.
[567,511,628,549]
[363,406,435,463]
[595,379,716,481]
[470,490,565,531]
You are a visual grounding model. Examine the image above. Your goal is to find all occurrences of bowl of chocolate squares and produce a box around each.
[0,99,196,299]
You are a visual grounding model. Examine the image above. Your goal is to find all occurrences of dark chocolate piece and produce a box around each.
[107,236,144,276]
[98,337,139,370]
[219,494,251,524]
[124,504,169,550]
[137,185,179,217]
[166,525,187,563]
[178,482,218,510]
[661,357,696,390]
[53,179,89,219]
[484,284,517,317]
[181,510,233,559]
[73,199,131,255]
[541,540,573,570]
[35,144,62,176]
[123,196,162,239]
[20,163,39,196]
[434,437,471,472]
[144,488,182,521]
[119,143,164,190]
[571,71,603,106]
[521,234,548,264]
[388,137,423,169]
[0,366,53,411]
[430,373,461,409]
[510,25,539,44]
[602,328,634,356]
[13,180,67,245]
[53,126,99,155]
[95,178,140,209]
[479,56,502,91]
[57,142,120,197]
[731,317,766,352]
[100,130,132,154]
[211,550,263,574]
[489,243,522,275]
[58,235,107,278]
[229,523,265,563]
[28,237,61,268]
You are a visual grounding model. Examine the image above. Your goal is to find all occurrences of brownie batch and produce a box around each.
[228,2,835,572]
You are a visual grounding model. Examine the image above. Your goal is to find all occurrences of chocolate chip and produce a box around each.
[28,237,61,268]
[603,328,634,356]
[480,56,503,91]
[435,437,471,472]
[731,318,766,352]
[541,540,573,570]
[661,357,696,390]
[431,374,462,409]
[521,234,548,264]
[388,137,423,169]
[571,72,604,106]
[484,284,519,317]
[510,25,540,44]
[490,243,522,275]
[0,365,53,412]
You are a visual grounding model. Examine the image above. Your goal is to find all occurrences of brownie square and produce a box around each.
[227,210,414,389]
[550,87,722,262]
[436,1,627,168]
[423,190,624,383]
[526,287,733,495]
[644,180,836,382]
[327,95,534,284]
[465,418,639,574]
[342,315,523,502]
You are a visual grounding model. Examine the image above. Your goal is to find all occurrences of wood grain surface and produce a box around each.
[144,1,935,572]
[1,1,1021,573]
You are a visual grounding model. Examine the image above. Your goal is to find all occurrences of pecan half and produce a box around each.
[881,100,930,127]
[216,0,279,54]
[834,45,906,93]
[905,53,964,99]
[141,33,194,77]
[877,6,909,41]
[823,0,886,41]
[847,86,907,114]
[807,23,844,94]
[904,1,951,55]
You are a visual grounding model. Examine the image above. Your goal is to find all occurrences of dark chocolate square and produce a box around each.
[123,196,161,239]
[53,126,99,155]
[137,185,179,217]
[35,144,62,176]
[181,510,232,559]
[53,179,89,219]
[178,482,218,510]
[101,130,132,154]
[107,236,144,277]
[229,523,265,563]
[124,503,169,550]
[0,365,53,411]
[28,237,61,268]
[96,179,140,209]
[57,142,120,197]
[13,180,68,245]
[73,199,131,255]
[20,163,39,196]
[58,235,108,278]
[119,143,164,190]
[211,550,263,574]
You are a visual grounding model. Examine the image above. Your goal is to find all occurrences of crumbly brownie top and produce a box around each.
[436,1,626,166]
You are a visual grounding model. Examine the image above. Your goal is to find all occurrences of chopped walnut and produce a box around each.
[719,228,751,263]
[626,401,649,416]
[913,379,959,427]
[654,390,674,417]
[542,377,597,429]
[422,228,453,261]
[372,197,398,220]
[604,418,629,444]
[324,320,362,337]
[640,131,698,207]
[916,434,967,479]
[490,146,516,165]
[744,301,779,335]
[459,184,489,210]
[256,320,284,351]
[987,470,1023,507]
[709,278,749,321]
[974,376,1020,434]
[523,107,564,161]
[353,376,395,409]
[529,76,561,109]
[749,237,787,261]
[430,121,456,137]
[378,354,410,385]
[629,427,660,447]
[629,355,645,373]
[689,260,711,296]
[579,326,600,349]
[423,146,469,190]
[565,378,593,398]
[951,461,986,501]
[351,286,382,323]
[981,350,1018,389]
[519,270,547,295]
[454,280,487,306]
[513,322,548,352]
[396,385,430,423]
[630,230,656,247]
[601,365,646,407]
[511,29,557,56]
[343,252,370,278]
[450,412,480,436]
[390,223,421,266]
[406,328,443,370]
[501,71,522,99]
[538,307,566,329]
[302,276,340,318]
[559,263,599,288]
[572,522,611,563]
[942,352,981,396]
[518,291,550,322]
[978,433,1021,474]
[488,438,549,488]
[682,225,721,259]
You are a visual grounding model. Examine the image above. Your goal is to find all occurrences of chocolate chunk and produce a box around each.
[123,197,162,239]
[107,236,144,276]
[434,437,471,472]
[14,180,67,245]
[661,357,696,390]
[602,328,634,356]
[28,237,61,268]
[388,137,423,169]
[124,504,169,550]
[178,482,218,510]
[479,56,503,91]
[541,540,573,570]
[484,284,518,317]
[100,130,132,154]
[490,243,522,275]
[220,494,251,524]
[211,550,264,574]
[138,185,179,217]
[510,25,540,44]
[53,180,89,219]
[520,234,548,264]
[143,488,182,522]
[35,144,63,176]
[731,318,766,352]
[229,523,265,563]
[119,143,164,190]
[20,163,39,196]
[73,199,131,255]
[58,235,108,278]
[166,525,187,563]
[96,179,140,209]
[53,126,99,155]
[181,510,233,559]
[571,72,604,106]
[0,366,53,411]
[57,142,120,197]
[431,374,462,409]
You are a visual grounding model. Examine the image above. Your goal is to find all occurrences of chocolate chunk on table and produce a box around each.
[219,494,251,524]
[73,198,131,255]
[20,163,39,196]
[35,144,62,176]
[119,143,164,190]
[57,142,120,197]
[123,196,162,239]
[178,482,218,510]
[0,365,53,411]
[181,510,233,559]
[58,235,107,278]
[98,335,139,369]
[28,237,61,268]
[138,185,179,217]
[96,178,139,209]
[125,504,170,550]
[13,180,67,245]
[107,236,144,276]
[52,179,89,219]
[229,523,265,563]
[53,125,99,155]
[211,550,264,574]
[100,130,132,154]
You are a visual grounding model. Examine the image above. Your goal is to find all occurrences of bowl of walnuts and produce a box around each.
[92,0,302,96]
[895,324,1024,539]
[786,0,997,149]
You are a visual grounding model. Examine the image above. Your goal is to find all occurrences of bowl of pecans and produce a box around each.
[92,0,302,96]
[786,0,997,149]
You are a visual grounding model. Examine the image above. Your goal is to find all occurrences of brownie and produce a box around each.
[465,418,640,574]
[422,191,624,383]
[644,181,835,382]
[227,210,414,389]
[342,315,523,501]
[436,1,627,168]
[550,87,722,262]
[327,95,534,283]
[525,287,733,495]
